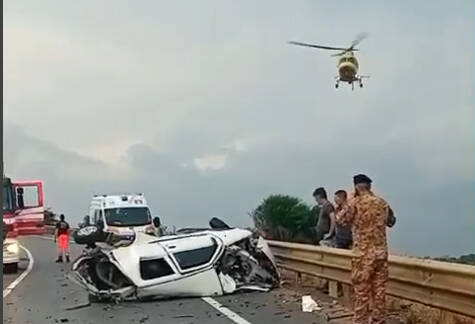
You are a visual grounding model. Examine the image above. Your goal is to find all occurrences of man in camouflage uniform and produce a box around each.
[336,174,396,324]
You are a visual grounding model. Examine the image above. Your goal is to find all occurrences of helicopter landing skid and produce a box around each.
[334,76,368,90]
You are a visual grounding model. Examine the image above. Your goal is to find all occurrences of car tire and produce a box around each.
[87,294,111,304]
[88,294,102,303]
[4,263,18,273]
[73,226,102,245]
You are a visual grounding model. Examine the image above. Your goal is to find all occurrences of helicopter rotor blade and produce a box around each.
[331,48,360,57]
[350,32,368,49]
[288,41,349,51]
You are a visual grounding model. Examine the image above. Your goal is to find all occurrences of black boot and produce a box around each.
[56,256,63,263]
[66,255,70,263]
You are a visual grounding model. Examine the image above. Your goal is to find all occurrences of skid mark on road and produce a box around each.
[202,297,253,324]
[3,245,34,298]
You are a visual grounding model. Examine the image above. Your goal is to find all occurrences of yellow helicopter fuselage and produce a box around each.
[337,51,359,82]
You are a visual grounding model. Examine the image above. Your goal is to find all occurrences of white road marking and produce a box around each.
[201,297,253,324]
[3,245,34,298]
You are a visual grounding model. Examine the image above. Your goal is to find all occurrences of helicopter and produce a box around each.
[289,34,369,90]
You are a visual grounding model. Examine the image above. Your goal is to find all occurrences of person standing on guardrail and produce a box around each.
[313,187,336,245]
[336,174,395,324]
[54,214,70,263]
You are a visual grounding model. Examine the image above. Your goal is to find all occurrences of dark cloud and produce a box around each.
[4,124,473,257]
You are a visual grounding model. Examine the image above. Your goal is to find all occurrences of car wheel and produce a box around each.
[5,263,18,273]
[88,294,109,303]
[73,226,100,245]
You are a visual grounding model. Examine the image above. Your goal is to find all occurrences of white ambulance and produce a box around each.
[87,194,156,237]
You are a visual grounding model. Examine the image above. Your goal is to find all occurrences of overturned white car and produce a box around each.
[71,218,280,302]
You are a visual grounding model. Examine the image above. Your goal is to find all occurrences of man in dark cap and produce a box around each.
[336,174,395,324]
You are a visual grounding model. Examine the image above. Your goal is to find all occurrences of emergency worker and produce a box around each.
[336,174,395,324]
[55,214,70,263]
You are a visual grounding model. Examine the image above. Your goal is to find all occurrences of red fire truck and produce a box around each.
[2,177,45,237]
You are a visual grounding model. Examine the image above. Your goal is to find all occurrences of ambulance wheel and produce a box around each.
[335,83,339,88]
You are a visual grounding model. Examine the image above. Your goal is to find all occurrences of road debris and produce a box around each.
[325,312,354,321]
[64,302,91,311]
[172,314,195,319]
[301,295,322,312]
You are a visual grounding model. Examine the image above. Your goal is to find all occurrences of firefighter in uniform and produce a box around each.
[336,174,396,324]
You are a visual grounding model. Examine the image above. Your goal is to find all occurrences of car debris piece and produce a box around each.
[302,295,322,312]
[172,314,195,319]
[70,218,279,302]
[64,302,91,311]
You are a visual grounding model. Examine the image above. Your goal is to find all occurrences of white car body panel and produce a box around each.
[3,238,20,265]
[71,225,280,302]
[137,268,223,299]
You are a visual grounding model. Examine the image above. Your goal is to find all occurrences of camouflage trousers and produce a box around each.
[351,257,388,324]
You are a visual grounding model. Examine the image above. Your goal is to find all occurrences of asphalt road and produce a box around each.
[3,237,328,324]
[3,249,28,291]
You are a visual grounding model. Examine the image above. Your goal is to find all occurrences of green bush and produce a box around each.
[250,194,320,244]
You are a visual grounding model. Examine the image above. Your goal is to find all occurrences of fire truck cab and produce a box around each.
[2,177,45,237]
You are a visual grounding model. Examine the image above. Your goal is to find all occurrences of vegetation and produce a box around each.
[250,194,319,244]
[434,254,475,266]
[44,207,58,225]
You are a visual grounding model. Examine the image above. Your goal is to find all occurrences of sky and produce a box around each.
[3,0,474,257]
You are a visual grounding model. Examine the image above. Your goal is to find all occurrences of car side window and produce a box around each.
[140,258,174,280]
[173,243,218,270]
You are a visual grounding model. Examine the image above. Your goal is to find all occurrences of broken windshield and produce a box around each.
[104,207,151,227]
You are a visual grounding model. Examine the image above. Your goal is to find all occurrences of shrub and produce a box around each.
[250,194,319,243]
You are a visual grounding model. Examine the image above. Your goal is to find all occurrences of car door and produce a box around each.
[135,233,225,298]
[159,233,224,275]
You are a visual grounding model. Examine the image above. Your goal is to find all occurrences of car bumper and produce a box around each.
[3,240,20,265]
[3,252,20,265]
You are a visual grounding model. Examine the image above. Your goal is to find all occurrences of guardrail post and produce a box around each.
[329,280,338,298]
[342,284,353,300]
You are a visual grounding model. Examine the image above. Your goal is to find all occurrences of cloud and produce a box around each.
[193,154,228,172]
[3,1,474,257]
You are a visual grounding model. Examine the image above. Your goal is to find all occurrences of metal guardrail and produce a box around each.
[40,226,475,317]
[268,240,475,318]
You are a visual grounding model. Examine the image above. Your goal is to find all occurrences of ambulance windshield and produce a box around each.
[104,207,152,227]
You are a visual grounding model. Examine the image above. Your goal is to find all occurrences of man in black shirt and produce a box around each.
[313,187,336,244]
[55,214,70,263]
